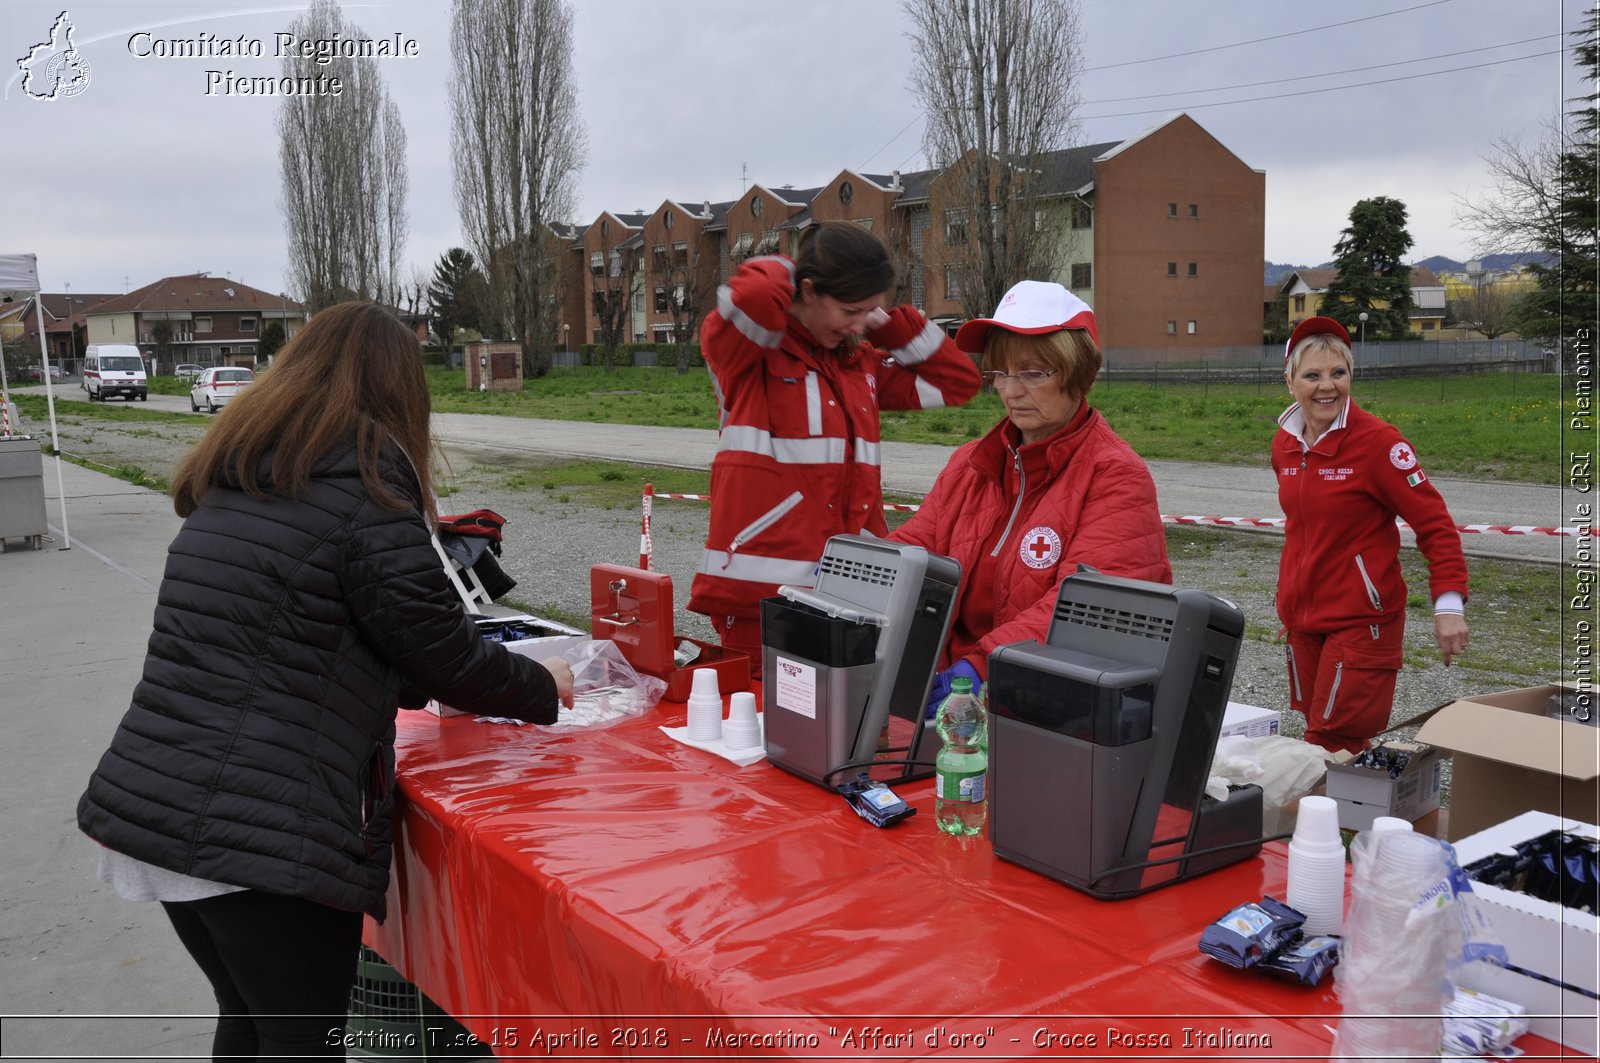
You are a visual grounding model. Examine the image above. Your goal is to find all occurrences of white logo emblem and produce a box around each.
[17,12,91,102]
[1389,442,1417,470]
[1019,525,1062,569]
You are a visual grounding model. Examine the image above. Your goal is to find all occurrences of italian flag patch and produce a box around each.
[1406,470,1427,487]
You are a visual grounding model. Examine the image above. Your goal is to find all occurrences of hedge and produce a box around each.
[575,342,703,369]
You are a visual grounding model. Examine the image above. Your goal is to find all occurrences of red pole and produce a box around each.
[639,482,654,570]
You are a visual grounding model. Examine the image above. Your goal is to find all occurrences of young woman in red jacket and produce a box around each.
[889,281,1170,713]
[689,222,982,669]
[1274,316,1470,752]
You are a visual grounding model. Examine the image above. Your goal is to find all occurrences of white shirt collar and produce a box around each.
[1277,399,1351,450]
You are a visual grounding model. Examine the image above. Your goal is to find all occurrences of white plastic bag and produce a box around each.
[1253,735,1338,835]
[477,639,666,731]
[1205,734,1265,801]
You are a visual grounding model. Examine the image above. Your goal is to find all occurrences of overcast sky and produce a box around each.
[2,0,1588,295]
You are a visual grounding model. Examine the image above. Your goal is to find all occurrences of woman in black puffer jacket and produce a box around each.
[78,302,573,1061]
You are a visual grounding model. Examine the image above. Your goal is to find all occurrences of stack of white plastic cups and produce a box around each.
[1286,795,1346,935]
[722,691,761,750]
[1332,829,1459,1060]
[685,669,722,742]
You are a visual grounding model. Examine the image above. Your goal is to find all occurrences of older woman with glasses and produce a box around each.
[890,281,1170,713]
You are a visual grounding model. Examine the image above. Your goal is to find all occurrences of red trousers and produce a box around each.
[1285,620,1404,753]
[712,613,764,679]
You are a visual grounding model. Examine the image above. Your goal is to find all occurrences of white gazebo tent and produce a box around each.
[0,253,71,548]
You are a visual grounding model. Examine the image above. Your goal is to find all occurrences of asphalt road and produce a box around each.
[15,382,1570,564]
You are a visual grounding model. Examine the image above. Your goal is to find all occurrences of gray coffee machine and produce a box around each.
[761,534,960,788]
[988,567,1263,899]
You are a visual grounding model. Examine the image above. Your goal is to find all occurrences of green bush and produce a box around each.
[576,342,702,369]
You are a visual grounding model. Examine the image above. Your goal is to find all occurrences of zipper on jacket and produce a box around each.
[726,491,804,563]
[1286,643,1303,703]
[989,448,1028,558]
[1354,553,1383,611]
[1322,662,1343,721]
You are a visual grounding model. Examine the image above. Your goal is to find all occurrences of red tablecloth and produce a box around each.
[365,696,1572,1061]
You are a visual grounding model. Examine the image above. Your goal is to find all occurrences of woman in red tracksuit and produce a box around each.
[689,222,982,668]
[889,281,1170,712]
[1274,316,1470,752]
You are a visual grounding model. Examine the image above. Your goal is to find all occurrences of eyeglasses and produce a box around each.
[981,369,1057,390]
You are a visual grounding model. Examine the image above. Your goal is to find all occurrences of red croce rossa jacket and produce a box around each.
[688,256,982,623]
[890,405,1172,677]
[1273,398,1468,635]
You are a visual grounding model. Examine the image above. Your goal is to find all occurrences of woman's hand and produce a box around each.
[540,656,575,708]
[1434,614,1469,666]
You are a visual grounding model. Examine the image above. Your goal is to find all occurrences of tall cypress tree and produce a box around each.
[1515,8,1599,342]
[1320,197,1415,340]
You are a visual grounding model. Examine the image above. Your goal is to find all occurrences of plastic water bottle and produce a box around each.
[935,677,988,837]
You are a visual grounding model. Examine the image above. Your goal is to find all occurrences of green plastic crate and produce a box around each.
[346,946,489,1061]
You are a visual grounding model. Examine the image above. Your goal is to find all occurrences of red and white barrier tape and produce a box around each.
[638,484,1579,564]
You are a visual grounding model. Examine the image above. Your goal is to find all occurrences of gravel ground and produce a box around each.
[38,413,1554,757]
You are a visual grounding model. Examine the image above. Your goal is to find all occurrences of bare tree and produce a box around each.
[654,239,717,375]
[449,0,587,378]
[1446,278,1521,340]
[1455,122,1565,259]
[276,0,409,312]
[590,234,640,371]
[903,0,1084,318]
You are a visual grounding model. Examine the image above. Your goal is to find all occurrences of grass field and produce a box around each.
[426,365,1562,483]
[12,364,1565,484]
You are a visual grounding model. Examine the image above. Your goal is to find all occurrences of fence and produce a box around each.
[1102,338,1552,385]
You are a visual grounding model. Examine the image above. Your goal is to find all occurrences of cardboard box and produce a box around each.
[424,614,588,717]
[1413,684,1600,842]
[1325,740,1444,832]
[1452,811,1599,1054]
[1219,701,1280,740]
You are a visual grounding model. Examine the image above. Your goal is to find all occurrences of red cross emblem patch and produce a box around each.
[1020,525,1062,569]
[1389,442,1418,470]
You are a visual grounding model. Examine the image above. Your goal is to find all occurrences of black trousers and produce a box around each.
[162,890,364,1062]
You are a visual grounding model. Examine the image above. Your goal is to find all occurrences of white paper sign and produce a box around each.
[773,656,817,719]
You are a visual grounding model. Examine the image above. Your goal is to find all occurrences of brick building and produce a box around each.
[559,112,1265,353]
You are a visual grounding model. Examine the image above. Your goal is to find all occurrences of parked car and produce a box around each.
[25,365,64,381]
[189,367,255,413]
[174,364,205,379]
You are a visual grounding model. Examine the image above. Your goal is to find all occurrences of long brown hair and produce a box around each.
[792,222,894,303]
[170,302,436,524]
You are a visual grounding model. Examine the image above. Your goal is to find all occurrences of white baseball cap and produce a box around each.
[954,280,1099,353]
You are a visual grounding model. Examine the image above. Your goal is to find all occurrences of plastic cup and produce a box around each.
[721,692,761,749]
[1370,816,1413,835]
[690,667,720,700]
[1294,796,1343,847]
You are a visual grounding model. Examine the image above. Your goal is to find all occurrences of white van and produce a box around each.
[83,344,148,402]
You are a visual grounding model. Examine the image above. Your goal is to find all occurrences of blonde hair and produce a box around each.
[171,302,437,525]
[1285,333,1354,380]
[985,327,1102,400]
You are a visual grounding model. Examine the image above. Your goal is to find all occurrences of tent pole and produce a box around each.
[33,294,70,550]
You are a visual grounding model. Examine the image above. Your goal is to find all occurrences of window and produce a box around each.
[1293,294,1306,313]
[652,244,668,272]
[591,290,608,316]
[673,242,688,269]
[751,196,763,218]
[839,181,854,206]
[1166,321,1177,336]
[1187,262,1197,278]
[608,251,621,278]
[1167,203,1177,218]
[1187,320,1197,335]
[193,346,212,359]
[731,232,754,262]
[601,219,611,238]
[1188,203,1198,219]
[654,287,669,313]
[1167,262,1177,278]
[634,293,645,313]
[755,229,780,255]
[1070,263,1092,290]
[590,251,604,278]
[663,210,674,231]
[944,265,965,300]
[945,208,969,245]
[195,316,213,334]
[1070,201,1091,229]
[1421,320,1435,330]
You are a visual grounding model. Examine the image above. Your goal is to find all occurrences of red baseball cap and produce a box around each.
[1285,316,1351,362]
[954,280,1099,352]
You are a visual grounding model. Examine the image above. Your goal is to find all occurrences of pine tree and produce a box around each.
[1320,197,1415,340]
[1514,8,1598,342]
[428,248,488,358]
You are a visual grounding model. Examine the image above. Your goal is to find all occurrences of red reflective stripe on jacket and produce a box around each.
[889,407,1171,676]
[688,256,981,621]
[1272,399,1468,635]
